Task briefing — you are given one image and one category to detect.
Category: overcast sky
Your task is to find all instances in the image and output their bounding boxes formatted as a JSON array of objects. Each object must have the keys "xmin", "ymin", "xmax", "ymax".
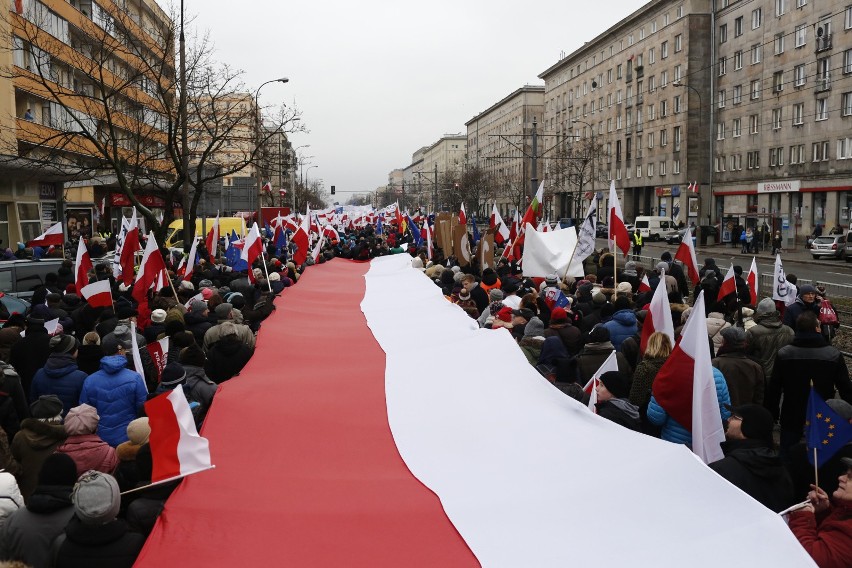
[{"xmin": 190, "ymin": 1, "xmax": 641, "ymax": 200}]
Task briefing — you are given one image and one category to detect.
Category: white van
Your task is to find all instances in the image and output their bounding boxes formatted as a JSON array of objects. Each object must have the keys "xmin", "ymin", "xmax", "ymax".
[{"xmin": 634, "ymin": 216, "xmax": 675, "ymax": 241}]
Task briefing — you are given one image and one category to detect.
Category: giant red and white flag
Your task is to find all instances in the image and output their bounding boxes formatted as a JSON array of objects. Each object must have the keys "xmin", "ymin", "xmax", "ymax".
[
  {"xmin": 80, "ymin": 279, "xmax": 112, "ymax": 308},
  {"xmin": 144, "ymin": 385, "xmax": 213, "ymax": 484},
  {"xmin": 27, "ymin": 221, "xmax": 64, "ymax": 248},
  {"xmin": 241, "ymin": 223, "xmax": 264, "ymax": 282},
  {"xmin": 119, "ymin": 209, "xmax": 141, "ymax": 286},
  {"xmin": 490, "ymin": 204, "xmax": 510, "ymax": 244},
  {"xmin": 717, "ymin": 264, "xmax": 737, "ymax": 302},
  {"xmin": 132, "ymin": 232, "xmax": 167, "ymax": 304},
  {"xmin": 651, "ymin": 291, "xmax": 725, "ymax": 464},
  {"xmin": 675, "ymin": 227, "xmax": 701, "ymax": 285},
  {"xmin": 205, "ymin": 212, "xmax": 220, "ymax": 260},
  {"xmin": 639, "ymin": 269, "xmax": 675, "ymax": 354},
  {"xmin": 746, "ymin": 257, "xmax": 758, "ymax": 306},
  {"xmin": 582, "ymin": 350, "xmax": 619, "ymax": 414},
  {"xmin": 607, "ymin": 181, "xmax": 630, "ymax": 257},
  {"xmin": 75, "ymin": 237, "xmax": 93, "ymax": 294}
]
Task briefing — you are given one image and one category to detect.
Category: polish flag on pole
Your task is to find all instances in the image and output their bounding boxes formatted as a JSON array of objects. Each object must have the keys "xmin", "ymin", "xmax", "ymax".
[
  {"xmin": 129, "ymin": 320, "xmax": 146, "ymax": 380},
  {"xmin": 509, "ymin": 210, "xmax": 520, "ymax": 242},
  {"xmin": 746, "ymin": 257, "xmax": 758, "ymax": 306},
  {"xmin": 639, "ymin": 269, "xmax": 675, "ymax": 354},
  {"xmin": 147, "ymin": 336, "xmax": 170, "ymax": 384},
  {"xmin": 490, "ymin": 204, "xmax": 510, "ymax": 244},
  {"xmin": 27, "ymin": 221, "xmax": 64, "ymax": 248},
  {"xmin": 717, "ymin": 264, "xmax": 737, "ymax": 302},
  {"xmin": 75, "ymin": 237, "xmax": 93, "ymax": 293},
  {"xmin": 291, "ymin": 211, "xmax": 310, "ymax": 267},
  {"xmin": 638, "ymin": 274, "xmax": 652, "ymax": 293},
  {"xmin": 424, "ymin": 221, "xmax": 434, "ymax": 260},
  {"xmin": 520, "ymin": 181, "xmax": 545, "ymax": 229},
  {"xmin": 119, "ymin": 209, "xmax": 141, "ymax": 286},
  {"xmin": 183, "ymin": 237, "xmax": 200, "ymax": 282},
  {"xmin": 80, "ymin": 279, "xmax": 112, "ymax": 308},
  {"xmin": 458, "ymin": 203, "xmax": 467, "ymax": 227},
  {"xmin": 607, "ymin": 181, "xmax": 630, "ymax": 257},
  {"xmin": 310, "ymin": 231, "xmax": 326, "ymax": 264},
  {"xmin": 205, "ymin": 212, "xmax": 220, "ymax": 261},
  {"xmin": 143, "ymin": 386, "xmax": 213, "ymax": 484},
  {"xmin": 674, "ymin": 227, "xmax": 701, "ymax": 285},
  {"xmin": 132, "ymin": 232, "xmax": 167, "ymax": 304},
  {"xmin": 583, "ymin": 350, "xmax": 620, "ymax": 414},
  {"xmin": 651, "ymin": 291, "xmax": 725, "ymax": 464},
  {"xmin": 241, "ymin": 223, "xmax": 264, "ymax": 282}
]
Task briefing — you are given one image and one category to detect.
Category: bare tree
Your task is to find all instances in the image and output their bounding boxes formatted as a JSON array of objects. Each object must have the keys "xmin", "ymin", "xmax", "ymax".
[
  {"xmin": 444, "ymin": 165, "xmax": 497, "ymax": 220},
  {"xmin": 548, "ymin": 136, "xmax": 605, "ymax": 221}
]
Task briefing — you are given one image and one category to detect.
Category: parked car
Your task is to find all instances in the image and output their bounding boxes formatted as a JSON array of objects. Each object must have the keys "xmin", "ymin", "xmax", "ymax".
[
  {"xmin": 0, "ymin": 258, "xmax": 65, "ymax": 300},
  {"xmin": 810, "ymin": 235, "xmax": 846, "ymax": 260},
  {"xmin": 596, "ymin": 223, "xmax": 608, "ymax": 238},
  {"xmin": 0, "ymin": 292, "xmax": 29, "ymax": 320},
  {"xmin": 847, "ymin": 231, "xmax": 852, "ymax": 262},
  {"xmin": 664, "ymin": 228, "xmax": 688, "ymax": 245}
]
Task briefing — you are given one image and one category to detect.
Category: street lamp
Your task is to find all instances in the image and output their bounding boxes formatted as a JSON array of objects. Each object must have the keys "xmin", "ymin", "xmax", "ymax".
[
  {"xmin": 570, "ymin": 118, "xmax": 596, "ymax": 223},
  {"xmin": 673, "ymin": 80, "xmax": 710, "ymax": 230},
  {"xmin": 305, "ymin": 165, "xmax": 318, "ymax": 200},
  {"xmin": 255, "ymin": 77, "xmax": 289, "ymax": 225}
]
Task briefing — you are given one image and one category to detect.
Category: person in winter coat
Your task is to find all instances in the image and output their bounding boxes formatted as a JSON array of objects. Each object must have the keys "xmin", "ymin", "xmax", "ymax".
[
  {"xmin": 712, "ymin": 327, "xmax": 765, "ymax": 407},
  {"xmin": 477, "ymin": 289, "xmax": 505, "ymax": 328},
  {"xmin": 783, "ymin": 284, "xmax": 822, "ymax": 329},
  {"xmin": 75, "ymin": 332, "xmax": 104, "ymax": 376},
  {"xmin": 56, "ymin": 404, "xmax": 118, "ymax": 477},
  {"xmin": 203, "ymin": 304, "xmax": 255, "ymax": 351},
  {"xmin": 101, "ymin": 324, "xmax": 158, "ymax": 392},
  {"xmin": 9, "ymin": 317, "xmax": 52, "ymax": 400},
  {"xmin": 705, "ymin": 311, "xmax": 730, "ymax": 356},
  {"xmin": 183, "ymin": 300, "xmax": 215, "ymax": 346},
  {"xmin": 114, "ymin": 418, "xmax": 150, "ymax": 492},
  {"xmin": 543, "ymin": 307, "xmax": 582, "ymax": 356},
  {"xmin": 0, "ymin": 314, "xmax": 25, "ymax": 364},
  {"xmin": 454, "ymin": 288, "xmax": 480, "ymax": 319},
  {"xmin": 629, "ymin": 331, "xmax": 672, "ymax": 433},
  {"xmin": 461, "ymin": 274, "xmax": 489, "ymax": 315},
  {"xmin": 53, "ymin": 471, "xmax": 146, "ymax": 568},
  {"xmin": 0, "ymin": 453, "xmax": 77, "ymax": 567},
  {"xmin": 746, "ymin": 298, "xmax": 794, "ymax": 381},
  {"xmin": 11, "ymin": 395, "xmax": 67, "ymax": 502},
  {"xmin": 79, "ymin": 342, "xmax": 148, "ymax": 448},
  {"xmin": 595, "ymin": 371, "xmax": 641, "ymax": 431},
  {"xmin": 765, "ymin": 311, "xmax": 852, "ymax": 454},
  {"xmin": 571, "ymin": 327, "xmax": 632, "ymax": 385},
  {"xmin": 29, "ymin": 335, "xmax": 88, "ymax": 417},
  {"xmin": 646, "ymin": 367, "xmax": 732, "ymax": 446},
  {"xmin": 788, "ymin": 456, "xmax": 852, "ymax": 568},
  {"xmin": 0, "ymin": 472, "xmax": 23, "ymax": 533},
  {"xmin": 709, "ymin": 404, "xmax": 794, "ymax": 512},
  {"xmin": 143, "ymin": 309, "xmax": 167, "ymax": 344},
  {"xmin": 204, "ymin": 332, "xmax": 254, "ymax": 384},
  {"xmin": 178, "ymin": 345, "xmax": 218, "ymax": 418},
  {"xmin": 600, "ymin": 297, "xmax": 637, "ymax": 352},
  {"xmin": 0, "ymin": 362, "xmax": 30, "ymax": 444},
  {"xmin": 518, "ymin": 317, "xmax": 546, "ymax": 366}
]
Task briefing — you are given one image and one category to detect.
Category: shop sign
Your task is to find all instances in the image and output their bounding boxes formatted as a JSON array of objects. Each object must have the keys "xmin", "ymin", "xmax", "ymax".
[
  {"xmin": 757, "ymin": 180, "xmax": 800, "ymax": 194},
  {"xmin": 655, "ymin": 186, "xmax": 672, "ymax": 197},
  {"xmin": 39, "ymin": 183, "xmax": 57, "ymax": 200},
  {"xmin": 110, "ymin": 193, "xmax": 166, "ymax": 207}
]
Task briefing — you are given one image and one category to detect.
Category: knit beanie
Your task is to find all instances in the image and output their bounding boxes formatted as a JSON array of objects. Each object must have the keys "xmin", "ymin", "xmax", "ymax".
[
  {"xmin": 524, "ymin": 317, "xmax": 545, "ymax": 338},
  {"xmin": 49, "ymin": 334, "xmax": 79, "ymax": 355},
  {"xmin": 616, "ymin": 282, "xmax": 632, "ymax": 294},
  {"xmin": 151, "ymin": 309, "xmax": 167, "ymax": 324},
  {"xmin": 160, "ymin": 362, "xmax": 186, "ymax": 386},
  {"xmin": 599, "ymin": 371, "xmax": 630, "ymax": 399},
  {"xmin": 38, "ymin": 453, "xmax": 77, "ymax": 487},
  {"xmin": 127, "ymin": 417, "xmax": 151, "ymax": 446},
  {"xmin": 73, "ymin": 471, "xmax": 121, "ymax": 525},
  {"xmin": 550, "ymin": 307, "xmax": 568, "ymax": 323},
  {"xmin": 488, "ymin": 289, "xmax": 504, "ymax": 302},
  {"xmin": 30, "ymin": 395, "xmax": 63, "ymax": 422},
  {"xmin": 588, "ymin": 326, "xmax": 610, "ymax": 343},
  {"xmin": 64, "ymin": 404, "xmax": 99, "ymax": 436},
  {"xmin": 756, "ymin": 297, "xmax": 776, "ymax": 315}
]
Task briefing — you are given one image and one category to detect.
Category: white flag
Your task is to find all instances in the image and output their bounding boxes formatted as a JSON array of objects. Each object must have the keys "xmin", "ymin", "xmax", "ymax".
[
  {"xmin": 583, "ymin": 350, "xmax": 619, "ymax": 414},
  {"xmin": 771, "ymin": 254, "xmax": 796, "ymax": 306}
]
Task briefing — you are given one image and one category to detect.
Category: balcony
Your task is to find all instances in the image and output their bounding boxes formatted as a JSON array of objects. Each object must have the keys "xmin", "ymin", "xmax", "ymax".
[
  {"xmin": 816, "ymin": 33, "xmax": 832, "ymax": 52},
  {"xmin": 815, "ymin": 73, "xmax": 831, "ymax": 93},
  {"xmin": 635, "ymin": 66, "xmax": 644, "ymax": 80}
]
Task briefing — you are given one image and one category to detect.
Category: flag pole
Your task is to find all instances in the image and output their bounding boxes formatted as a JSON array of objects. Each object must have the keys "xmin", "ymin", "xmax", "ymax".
[
  {"xmin": 813, "ymin": 447, "xmax": 819, "ymax": 490},
  {"xmin": 561, "ymin": 234, "xmax": 581, "ymax": 283},
  {"xmin": 167, "ymin": 269, "xmax": 180, "ymax": 304},
  {"xmin": 260, "ymin": 252, "xmax": 273, "ymax": 293},
  {"xmin": 119, "ymin": 465, "xmax": 216, "ymax": 496}
]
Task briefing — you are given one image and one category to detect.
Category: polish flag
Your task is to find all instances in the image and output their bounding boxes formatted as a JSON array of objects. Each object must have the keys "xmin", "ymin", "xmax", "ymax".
[
  {"xmin": 205, "ymin": 213, "xmax": 220, "ymax": 261},
  {"xmin": 746, "ymin": 257, "xmax": 758, "ymax": 306},
  {"xmin": 607, "ymin": 181, "xmax": 630, "ymax": 257},
  {"xmin": 424, "ymin": 221, "xmax": 434, "ymax": 259},
  {"xmin": 183, "ymin": 237, "xmax": 200, "ymax": 282},
  {"xmin": 651, "ymin": 291, "xmax": 725, "ymax": 464},
  {"xmin": 183, "ymin": 292, "xmax": 203, "ymax": 310},
  {"xmin": 310, "ymin": 231, "xmax": 326, "ymax": 264},
  {"xmin": 144, "ymin": 385, "xmax": 213, "ymax": 484},
  {"xmin": 28, "ymin": 221, "xmax": 64, "ymax": 248},
  {"xmin": 75, "ymin": 237, "xmax": 93, "ymax": 293},
  {"xmin": 490, "ymin": 204, "xmax": 510, "ymax": 244},
  {"xmin": 147, "ymin": 336, "xmax": 170, "ymax": 384},
  {"xmin": 692, "ymin": 181, "xmax": 700, "ymax": 193},
  {"xmin": 582, "ymin": 350, "xmax": 619, "ymax": 414},
  {"xmin": 132, "ymin": 232, "xmax": 168, "ymax": 304},
  {"xmin": 674, "ymin": 227, "xmax": 701, "ymax": 285},
  {"xmin": 716, "ymin": 264, "xmax": 737, "ymax": 302},
  {"xmin": 638, "ymin": 274, "xmax": 652, "ymax": 293},
  {"xmin": 509, "ymin": 210, "xmax": 519, "ymax": 242},
  {"xmin": 119, "ymin": 209, "xmax": 141, "ymax": 286},
  {"xmin": 137, "ymin": 256, "xmax": 815, "ymax": 567},
  {"xmin": 80, "ymin": 279, "xmax": 112, "ymax": 308},
  {"xmin": 458, "ymin": 203, "xmax": 467, "ymax": 227},
  {"xmin": 639, "ymin": 269, "xmax": 675, "ymax": 354},
  {"xmin": 241, "ymin": 223, "xmax": 264, "ymax": 282},
  {"xmin": 291, "ymin": 214, "xmax": 310, "ymax": 267}
]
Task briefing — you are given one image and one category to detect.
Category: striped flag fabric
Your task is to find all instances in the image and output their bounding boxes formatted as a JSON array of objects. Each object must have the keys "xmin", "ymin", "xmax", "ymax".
[
  {"xmin": 28, "ymin": 221, "xmax": 64, "ymax": 248},
  {"xmin": 75, "ymin": 237, "xmax": 93, "ymax": 293},
  {"xmin": 675, "ymin": 227, "xmax": 701, "ymax": 285},
  {"xmin": 639, "ymin": 269, "xmax": 675, "ymax": 354},
  {"xmin": 717, "ymin": 264, "xmax": 737, "ymax": 302},
  {"xmin": 80, "ymin": 279, "xmax": 112, "ymax": 308},
  {"xmin": 747, "ymin": 257, "xmax": 758, "ymax": 306},
  {"xmin": 607, "ymin": 181, "xmax": 630, "ymax": 257}
]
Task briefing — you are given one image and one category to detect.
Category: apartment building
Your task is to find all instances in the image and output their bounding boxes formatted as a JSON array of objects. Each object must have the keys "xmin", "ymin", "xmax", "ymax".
[
  {"xmin": 2, "ymin": 0, "xmax": 174, "ymax": 244},
  {"xmin": 397, "ymin": 136, "xmax": 467, "ymax": 211},
  {"xmin": 714, "ymin": 0, "xmax": 852, "ymax": 240},
  {"xmin": 465, "ymin": 85, "xmax": 545, "ymax": 218},
  {"xmin": 539, "ymin": 0, "xmax": 712, "ymax": 226}
]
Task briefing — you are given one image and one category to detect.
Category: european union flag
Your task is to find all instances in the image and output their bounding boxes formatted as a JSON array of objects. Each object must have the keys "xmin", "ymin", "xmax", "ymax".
[
  {"xmin": 470, "ymin": 213, "xmax": 480, "ymax": 246},
  {"xmin": 225, "ymin": 230, "xmax": 248, "ymax": 271},
  {"xmin": 806, "ymin": 388, "xmax": 852, "ymax": 468},
  {"xmin": 274, "ymin": 227, "xmax": 288, "ymax": 258},
  {"xmin": 406, "ymin": 214, "xmax": 422, "ymax": 246}
]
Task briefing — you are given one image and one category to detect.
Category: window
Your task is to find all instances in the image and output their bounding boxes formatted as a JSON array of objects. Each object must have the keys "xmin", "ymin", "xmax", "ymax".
[
  {"xmin": 720, "ymin": 24, "xmax": 728, "ymax": 43},
  {"xmin": 775, "ymin": 0, "xmax": 786, "ymax": 17},
  {"xmin": 816, "ymin": 98, "xmax": 828, "ymax": 121},
  {"xmin": 774, "ymin": 33, "xmax": 785, "ymax": 55},
  {"xmin": 16, "ymin": 203, "xmax": 41, "ymax": 243},
  {"xmin": 847, "ymin": 5, "xmax": 852, "ymax": 30},
  {"xmin": 747, "ymin": 151, "xmax": 760, "ymax": 169},
  {"xmin": 794, "ymin": 64, "xmax": 806, "ymax": 86},
  {"xmin": 673, "ymin": 160, "xmax": 681, "ymax": 174},
  {"xmin": 773, "ymin": 108, "xmax": 783, "ymax": 129},
  {"xmin": 674, "ymin": 126, "xmax": 682, "ymax": 151},
  {"xmin": 735, "ymin": 16, "xmax": 744, "ymax": 36},
  {"xmin": 674, "ymin": 34, "xmax": 682, "ymax": 52},
  {"xmin": 731, "ymin": 154, "xmax": 743, "ymax": 170},
  {"xmin": 673, "ymin": 95, "xmax": 682, "ymax": 114},
  {"xmin": 751, "ymin": 44, "xmax": 762, "ymax": 65},
  {"xmin": 617, "ymin": 64, "xmax": 622, "ymax": 79},
  {"xmin": 733, "ymin": 118, "xmax": 742, "ymax": 137},
  {"xmin": 718, "ymin": 56, "xmax": 727, "ymax": 76},
  {"xmin": 773, "ymin": 71, "xmax": 784, "ymax": 92},
  {"xmin": 796, "ymin": 0, "xmax": 807, "ymax": 6},
  {"xmin": 718, "ymin": 89, "xmax": 726, "ymax": 108},
  {"xmin": 793, "ymin": 103, "xmax": 804, "ymax": 125},
  {"xmin": 617, "ymin": 115, "xmax": 622, "ymax": 129},
  {"xmin": 751, "ymin": 80, "xmax": 760, "ymax": 100},
  {"xmin": 648, "ymin": 104, "xmax": 655, "ymax": 120},
  {"xmin": 660, "ymin": 161, "xmax": 667, "ymax": 175},
  {"xmin": 674, "ymin": 64, "xmax": 682, "ymax": 82},
  {"xmin": 770, "ymin": 147, "xmax": 784, "ymax": 167},
  {"xmin": 750, "ymin": 114, "xmax": 760, "ymax": 134},
  {"xmin": 795, "ymin": 24, "xmax": 806, "ymax": 48},
  {"xmin": 660, "ymin": 129, "xmax": 668, "ymax": 147},
  {"xmin": 677, "ymin": 4, "xmax": 684, "ymax": 18},
  {"xmin": 845, "ymin": 49, "xmax": 852, "ymax": 74},
  {"xmin": 661, "ymin": 70, "xmax": 668, "ymax": 87},
  {"xmin": 648, "ymin": 75, "xmax": 656, "ymax": 92},
  {"xmin": 790, "ymin": 144, "xmax": 805, "ymax": 164},
  {"xmin": 752, "ymin": 9, "xmax": 761, "ymax": 29},
  {"xmin": 843, "ymin": 92, "xmax": 852, "ymax": 116},
  {"xmin": 734, "ymin": 50, "xmax": 743, "ymax": 70},
  {"xmin": 647, "ymin": 163, "xmax": 654, "ymax": 177},
  {"xmin": 813, "ymin": 141, "xmax": 829, "ymax": 161},
  {"xmin": 649, "ymin": 47, "xmax": 655, "ymax": 64},
  {"xmin": 717, "ymin": 122, "xmax": 726, "ymax": 140},
  {"xmin": 837, "ymin": 138, "xmax": 852, "ymax": 160},
  {"xmin": 608, "ymin": 69, "xmax": 614, "ymax": 83},
  {"xmin": 660, "ymin": 99, "xmax": 668, "ymax": 117},
  {"xmin": 661, "ymin": 41, "xmax": 668, "ymax": 59},
  {"xmin": 636, "ymin": 165, "xmax": 642, "ymax": 178},
  {"xmin": 733, "ymin": 85, "xmax": 742, "ymax": 104}
]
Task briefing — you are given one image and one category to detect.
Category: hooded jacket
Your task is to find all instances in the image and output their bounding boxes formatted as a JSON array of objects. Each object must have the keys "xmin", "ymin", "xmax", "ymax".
[
  {"xmin": 204, "ymin": 336, "xmax": 254, "ymax": 384},
  {"xmin": 709, "ymin": 439, "xmax": 794, "ymax": 512},
  {"xmin": 746, "ymin": 311, "xmax": 794, "ymax": 380},
  {"xmin": 79, "ymin": 356, "xmax": 148, "ymax": 447},
  {"xmin": 705, "ymin": 312, "xmax": 730, "ymax": 354},
  {"xmin": 29, "ymin": 354, "xmax": 88, "ymax": 416},
  {"xmin": 10, "ymin": 419, "xmax": 67, "ymax": 502},
  {"xmin": 600, "ymin": 309, "xmax": 638, "ymax": 351},
  {"xmin": 572, "ymin": 341, "xmax": 633, "ymax": 385},
  {"xmin": 712, "ymin": 349, "xmax": 766, "ymax": 407},
  {"xmin": 9, "ymin": 323, "xmax": 51, "ymax": 396},
  {"xmin": 0, "ymin": 484, "xmax": 74, "ymax": 567}
]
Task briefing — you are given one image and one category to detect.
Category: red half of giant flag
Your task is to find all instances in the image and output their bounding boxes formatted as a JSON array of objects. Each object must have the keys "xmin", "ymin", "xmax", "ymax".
[
  {"xmin": 638, "ymin": 274, "xmax": 651, "ymax": 293},
  {"xmin": 119, "ymin": 210, "xmax": 140, "ymax": 286},
  {"xmin": 717, "ymin": 264, "xmax": 737, "ymax": 302},
  {"xmin": 607, "ymin": 181, "xmax": 630, "ymax": 257},
  {"xmin": 490, "ymin": 203, "xmax": 510, "ymax": 244},
  {"xmin": 674, "ymin": 227, "xmax": 701, "ymax": 285},
  {"xmin": 80, "ymin": 279, "xmax": 112, "ymax": 308},
  {"xmin": 27, "ymin": 221, "xmax": 63, "ymax": 248},
  {"xmin": 205, "ymin": 213, "xmax": 220, "ymax": 260},
  {"xmin": 458, "ymin": 203, "xmax": 467, "ymax": 227},
  {"xmin": 183, "ymin": 237, "xmax": 200, "ymax": 282},
  {"xmin": 651, "ymin": 291, "xmax": 725, "ymax": 464},
  {"xmin": 144, "ymin": 386, "xmax": 213, "ymax": 484},
  {"xmin": 520, "ymin": 181, "xmax": 544, "ymax": 229},
  {"xmin": 75, "ymin": 237, "xmax": 93, "ymax": 294},
  {"xmin": 147, "ymin": 337, "xmax": 170, "ymax": 384},
  {"xmin": 639, "ymin": 269, "xmax": 675, "ymax": 355},
  {"xmin": 747, "ymin": 257, "xmax": 758, "ymax": 306},
  {"xmin": 132, "ymin": 232, "xmax": 167, "ymax": 304},
  {"xmin": 241, "ymin": 223, "xmax": 264, "ymax": 282}
]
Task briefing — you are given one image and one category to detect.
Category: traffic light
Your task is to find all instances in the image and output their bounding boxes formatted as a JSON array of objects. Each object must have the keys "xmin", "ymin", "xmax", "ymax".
[{"xmin": 331, "ymin": 185, "xmax": 336, "ymax": 195}]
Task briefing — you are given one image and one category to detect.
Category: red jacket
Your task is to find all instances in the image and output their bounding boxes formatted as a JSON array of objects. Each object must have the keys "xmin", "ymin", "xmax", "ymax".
[{"xmin": 789, "ymin": 500, "xmax": 852, "ymax": 568}]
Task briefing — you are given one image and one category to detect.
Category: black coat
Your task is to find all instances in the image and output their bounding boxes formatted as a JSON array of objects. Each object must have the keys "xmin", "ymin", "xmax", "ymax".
[
  {"xmin": 9, "ymin": 325, "xmax": 51, "ymax": 399},
  {"xmin": 204, "ymin": 337, "xmax": 254, "ymax": 384},
  {"xmin": 595, "ymin": 399, "xmax": 641, "ymax": 431},
  {"xmin": 709, "ymin": 439, "xmax": 795, "ymax": 513},
  {"xmin": 468, "ymin": 284, "xmax": 489, "ymax": 315},
  {"xmin": 55, "ymin": 515, "xmax": 146, "ymax": 568}
]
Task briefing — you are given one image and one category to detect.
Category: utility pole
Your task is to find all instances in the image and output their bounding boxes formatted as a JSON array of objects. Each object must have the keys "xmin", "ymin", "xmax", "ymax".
[
  {"xmin": 530, "ymin": 118, "xmax": 538, "ymax": 199},
  {"xmin": 179, "ymin": 0, "xmax": 189, "ymax": 247}
]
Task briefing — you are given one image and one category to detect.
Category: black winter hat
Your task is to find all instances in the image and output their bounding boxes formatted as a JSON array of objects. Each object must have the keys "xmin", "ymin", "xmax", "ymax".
[
  {"xmin": 30, "ymin": 394, "xmax": 63, "ymax": 420},
  {"xmin": 588, "ymin": 326, "xmax": 610, "ymax": 343},
  {"xmin": 599, "ymin": 371, "xmax": 630, "ymax": 399},
  {"xmin": 179, "ymin": 344, "xmax": 206, "ymax": 367},
  {"xmin": 724, "ymin": 404, "xmax": 774, "ymax": 445},
  {"xmin": 160, "ymin": 362, "xmax": 186, "ymax": 386},
  {"xmin": 37, "ymin": 452, "xmax": 78, "ymax": 487}
]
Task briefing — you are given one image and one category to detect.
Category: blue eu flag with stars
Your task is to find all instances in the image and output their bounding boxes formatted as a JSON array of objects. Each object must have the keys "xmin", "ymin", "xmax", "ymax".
[{"xmin": 806, "ymin": 387, "xmax": 852, "ymax": 468}]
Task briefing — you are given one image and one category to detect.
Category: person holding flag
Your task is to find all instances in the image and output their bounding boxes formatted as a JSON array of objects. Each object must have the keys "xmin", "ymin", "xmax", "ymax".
[{"xmin": 593, "ymin": 371, "xmax": 641, "ymax": 431}]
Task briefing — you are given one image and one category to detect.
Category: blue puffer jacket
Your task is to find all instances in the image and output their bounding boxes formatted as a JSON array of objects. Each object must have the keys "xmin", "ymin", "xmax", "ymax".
[
  {"xmin": 601, "ymin": 309, "xmax": 638, "ymax": 351},
  {"xmin": 646, "ymin": 367, "xmax": 732, "ymax": 446},
  {"xmin": 79, "ymin": 355, "xmax": 148, "ymax": 447},
  {"xmin": 29, "ymin": 353, "xmax": 88, "ymax": 416}
]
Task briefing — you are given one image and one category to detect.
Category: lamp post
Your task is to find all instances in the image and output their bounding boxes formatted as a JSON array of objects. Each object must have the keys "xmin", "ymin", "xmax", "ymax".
[
  {"xmin": 673, "ymin": 80, "xmax": 710, "ymax": 230},
  {"xmin": 570, "ymin": 118, "xmax": 595, "ymax": 224},
  {"xmin": 255, "ymin": 77, "xmax": 289, "ymax": 225}
]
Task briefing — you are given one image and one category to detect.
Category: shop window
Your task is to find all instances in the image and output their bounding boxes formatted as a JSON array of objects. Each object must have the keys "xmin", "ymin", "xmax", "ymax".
[{"xmin": 16, "ymin": 203, "xmax": 41, "ymax": 243}]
